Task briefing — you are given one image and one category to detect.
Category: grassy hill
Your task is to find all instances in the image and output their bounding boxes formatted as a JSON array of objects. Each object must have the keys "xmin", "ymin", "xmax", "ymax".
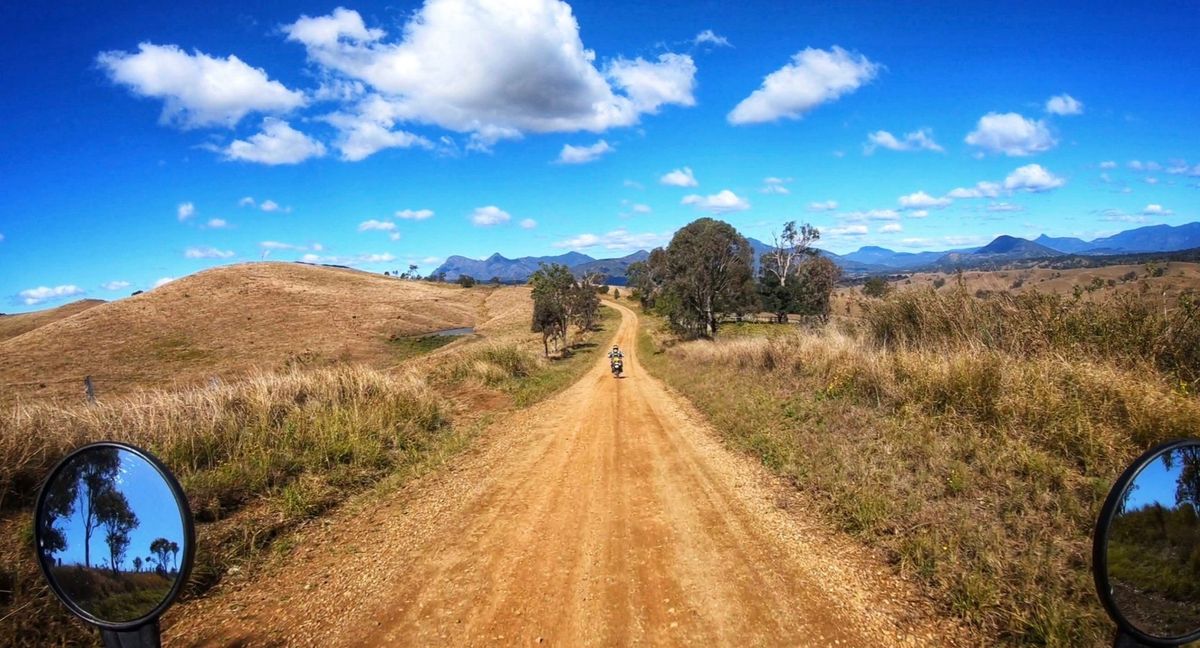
[
  {"xmin": 0, "ymin": 263, "xmax": 484, "ymax": 405},
  {"xmin": 0, "ymin": 299, "xmax": 105, "ymax": 343}
]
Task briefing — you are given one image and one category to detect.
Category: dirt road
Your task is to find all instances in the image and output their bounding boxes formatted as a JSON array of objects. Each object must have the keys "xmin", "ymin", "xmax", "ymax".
[{"xmin": 172, "ymin": 302, "xmax": 959, "ymax": 646}]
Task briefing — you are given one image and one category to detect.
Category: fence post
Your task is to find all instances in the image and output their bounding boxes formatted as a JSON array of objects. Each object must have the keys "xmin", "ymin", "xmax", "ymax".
[{"xmin": 84, "ymin": 376, "xmax": 96, "ymax": 404}]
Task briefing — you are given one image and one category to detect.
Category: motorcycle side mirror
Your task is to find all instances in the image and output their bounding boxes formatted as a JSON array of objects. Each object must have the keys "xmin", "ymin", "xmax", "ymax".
[
  {"xmin": 1094, "ymin": 439, "xmax": 1200, "ymax": 647},
  {"xmin": 34, "ymin": 442, "xmax": 194, "ymax": 648}
]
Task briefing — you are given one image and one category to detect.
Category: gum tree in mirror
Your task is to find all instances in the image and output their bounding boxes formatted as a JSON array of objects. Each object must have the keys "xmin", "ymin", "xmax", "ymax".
[
  {"xmin": 35, "ymin": 442, "xmax": 193, "ymax": 645},
  {"xmin": 1096, "ymin": 439, "xmax": 1200, "ymax": 646}
]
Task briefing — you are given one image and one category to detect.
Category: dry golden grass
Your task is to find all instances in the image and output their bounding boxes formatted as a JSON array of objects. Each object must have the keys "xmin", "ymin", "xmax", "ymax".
[
  {"xmin": 638, "ymin": 288, "xmax": 1200, "ymax": 646},
  {"xmin": 834, "ymin": 261, "xmax": 1200, "ymax": 318},
  {"xmin": 0, "ymin": 299, "xmax": 104, "ymax": 343},
  {"xmin": 0, "ymin": 263, "xmax": 488, "ymax": 405}
]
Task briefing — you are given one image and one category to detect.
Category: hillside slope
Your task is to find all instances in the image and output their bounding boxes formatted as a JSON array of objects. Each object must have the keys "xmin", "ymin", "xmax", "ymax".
[
  {"xmin": 0, "ymin": 299, "xmax": 105, "ymax": 343},
  {"xmin": 0, "ymin": 263, "xmax": 484, "ymax": 404}
]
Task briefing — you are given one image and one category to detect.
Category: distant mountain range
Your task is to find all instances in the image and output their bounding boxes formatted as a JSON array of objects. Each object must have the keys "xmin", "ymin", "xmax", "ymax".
[{"xmin": 431, "ymin": 221, "xmax": 1200, "ymax": 283}]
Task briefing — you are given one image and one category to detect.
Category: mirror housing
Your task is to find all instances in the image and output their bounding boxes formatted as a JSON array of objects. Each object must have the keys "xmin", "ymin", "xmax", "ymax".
[
  {"xmin": 1094, "ymin": 438, "xmax": 1200, "ymax": 647},
  {"xmin": 34, "ymin": 442, "xmax": 194, "ymax": 642}
]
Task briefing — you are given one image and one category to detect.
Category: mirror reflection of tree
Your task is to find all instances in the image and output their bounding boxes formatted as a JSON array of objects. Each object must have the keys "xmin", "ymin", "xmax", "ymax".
[
  {"xmin": 38, "ymin": 448, "xmax": 187, "ymax": 622},
  {"xmin": 1108, "ymin": 447, "xmax": 1200, "ymax": 638},
  {"xmin": 1162, "ymin": 446, "xmax": 1200, "ymax": 510}
]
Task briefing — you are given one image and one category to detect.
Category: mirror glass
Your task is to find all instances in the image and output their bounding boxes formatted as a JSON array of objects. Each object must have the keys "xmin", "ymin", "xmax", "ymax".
[
  {"xmin": 36, "ymin": 446, "xmax": 187, "ymax": 624},
  {"xmin": 1106, "ymin": 443, "xmax": 1200, "ymax": 640}
]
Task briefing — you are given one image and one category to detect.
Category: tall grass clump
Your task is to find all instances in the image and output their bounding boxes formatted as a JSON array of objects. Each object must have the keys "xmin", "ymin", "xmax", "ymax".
[
  {"xmin": 638, "ymin": 288, "xmax": 1200, "ymax": 646},
  {"xmin": 865, "ymin": 286, "xmax": 1200, "ymax": 389},
  {"xmin": 0, "ymin": 365, "xmax": 451, "ymax": 645}
]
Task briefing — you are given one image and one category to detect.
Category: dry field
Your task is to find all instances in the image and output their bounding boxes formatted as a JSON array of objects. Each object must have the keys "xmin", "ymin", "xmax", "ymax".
[{"xmin": 833, "ymin": 261, "xmax": 1200, "ymax": 318}]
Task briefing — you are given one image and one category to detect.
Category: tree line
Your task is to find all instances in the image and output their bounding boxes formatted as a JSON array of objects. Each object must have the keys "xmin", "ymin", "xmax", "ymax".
[{"xmin": 626, "ymin": 218, "xmax": 839, "ymax": 338}]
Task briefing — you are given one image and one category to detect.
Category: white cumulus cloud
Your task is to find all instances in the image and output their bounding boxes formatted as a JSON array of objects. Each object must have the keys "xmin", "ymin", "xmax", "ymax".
[
  {"xmin": 808, "ymin": 200, "xmax": 838, "ymax": 211},
  {"xmin": 520, "ymin": 218, "xmax": 538, "ymax": 229},
  {"xmin": 681, "ymin": 190, "xmax": 750, "ymax": 213},
  {"xmin": 660, "ymin": 167, "xmax": 698, "ymax": 187},
  {"xmin": 879, "ymin": 223, "xmax": 903, "ymax": 233},
  {"xmin": 1004, "ymin": 164, "xmax": 1066, "ymax": 192},
  {"xmin": 864, "ymin": 128, "xmax": 942, "ymax": 154},
  {"xmin": 153, "ymin": 277, "xmax": 175, "ymax": 288},
  {"xmin": 728, "ymin": 46, "xmax": 880, "ymax": 125},
  {"xmin": 205, "ymin": 218, "xmax": 229, "ymax": 229},
  {"xmin": 238, "ymin": 196, "xmax": 256, "ymax": 207},
  {"xmin": 97, "ymin": 43, "xmax": 304, "ymax": 128},
  {"xmin": 557, "ymin": 140, "xmax": 613, "ymax": 164},
  {"xmin": 471, "ymin": 205, "xmax": 511, "ymax": 226},
  {"xmin": 101, "ymin": 281, "xmax": 131, "ymax": 291},
  {"xmin": 965, "ymin": 112, "xmax": 1056, "ymax": 156},
  {"xmin": 223, "ymin": 118, "xmax": 326, "ymax": 165},
  {"xmin": 284, "ymin": 3, "xmax": 696, "ymax": 148},
  {"xmin": 1099, "ymin": 161, "xmax": 1117, "ymax": 170},
  {"xmin": 19, "ymin": 285, "xmax": 85, "ymax": 306},
  {"xmin": 1142, "ymin": 204, "xmax": 1173, "ymax": 215},
  {"xmin": 1045, "ymin": 93, "xmax": 1083, "ymax": 116}
]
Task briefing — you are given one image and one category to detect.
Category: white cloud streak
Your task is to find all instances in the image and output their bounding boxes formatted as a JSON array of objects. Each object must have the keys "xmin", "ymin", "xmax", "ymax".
[
  {"xmin": 557, "ymin": 140, "xmax": 613, "ymax": 164},
  {"xmin": 728, "ymin": 46, "xmax": 880, "ymax": 124},
  {"xmin": 864, "ymin": 128, "xmax": 942, "ymax": 154}
]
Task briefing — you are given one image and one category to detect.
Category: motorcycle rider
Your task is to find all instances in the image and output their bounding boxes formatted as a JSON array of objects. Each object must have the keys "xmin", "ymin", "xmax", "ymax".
[{"xmin": 608, "ymin": 345, "xmax": 624, "ymax": 375}]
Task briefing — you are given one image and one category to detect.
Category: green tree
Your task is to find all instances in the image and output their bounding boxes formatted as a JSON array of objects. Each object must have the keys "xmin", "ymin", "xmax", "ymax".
[
  {"xmin": 793, "ymin": 255, "xmax": 842, "ymax": 320},
  {"xmin": 458, "ymin": 275, "xmax": 477, "ymax": 288},
  {"xmin": 133, "ymin": 556, "xmax": 143, "ymax": 573},
  {"xmin": 756, "ymin": 221, "xmax": 829, "ymax": 323},
  {"xmin": 570, "ymin": 282, "xmax": 600, "ymax": 333},
  {"xmin": 529, "ymin": 263, "xmax": 576, "ymax": 356},
  {"xmin": 660, "ymin": 218, "xmax": 756, "ymax": 337}
]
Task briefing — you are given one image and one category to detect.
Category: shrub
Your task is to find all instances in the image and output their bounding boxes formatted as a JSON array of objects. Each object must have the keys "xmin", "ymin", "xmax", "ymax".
[{"xmin": 862, "ymin": 277, "xmax": 890, "ymax": 298}]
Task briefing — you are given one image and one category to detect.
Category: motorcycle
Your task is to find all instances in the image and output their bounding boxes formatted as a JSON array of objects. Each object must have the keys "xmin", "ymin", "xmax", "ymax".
[
  {"xmin": 611, "ymin": 356, "xmax": 623, "ymax": 378},
  {"xmin": 31, "ymin": 438, "xmax": 1200, "ymax": 647}
]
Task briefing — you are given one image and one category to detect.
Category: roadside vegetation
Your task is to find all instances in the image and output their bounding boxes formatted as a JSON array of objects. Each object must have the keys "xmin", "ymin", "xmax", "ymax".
[
  {"xmin": 0, "ymin": 285, "xmax": 616, "ymax": 646},
  {"xmin": 633, "ymin": 217, "xmax": 1200, "ymax": 645}
]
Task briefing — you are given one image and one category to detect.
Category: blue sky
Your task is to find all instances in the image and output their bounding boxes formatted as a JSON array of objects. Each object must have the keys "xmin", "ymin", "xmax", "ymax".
[{"xmin": 1, "ymin": 0, "xmax": 1197, "ymax": 312}]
